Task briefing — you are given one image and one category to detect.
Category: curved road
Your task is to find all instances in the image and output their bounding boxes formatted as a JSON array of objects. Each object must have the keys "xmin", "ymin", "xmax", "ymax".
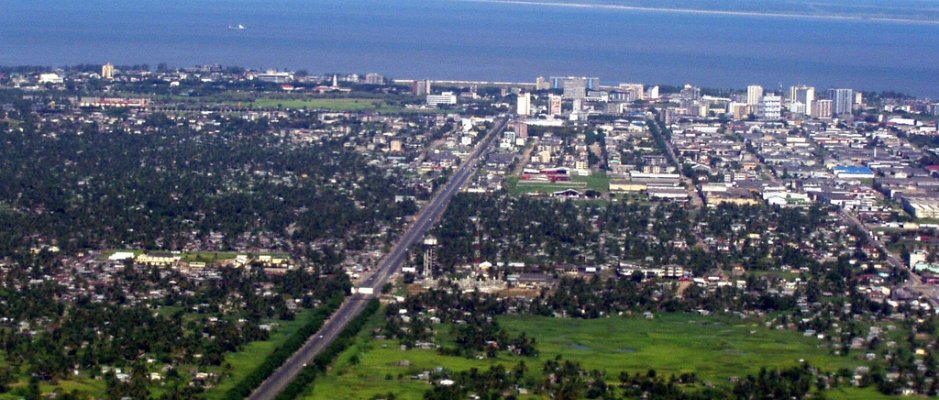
[{"xmin": 248, "ymin": 117, "xmax": 507, "ymax": 400}]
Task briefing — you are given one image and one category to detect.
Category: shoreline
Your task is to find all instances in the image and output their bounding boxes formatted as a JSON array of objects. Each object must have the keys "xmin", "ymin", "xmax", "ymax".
[{"xmin": 458, "ymin": 0, "xmax": 939, "ymax": 26}]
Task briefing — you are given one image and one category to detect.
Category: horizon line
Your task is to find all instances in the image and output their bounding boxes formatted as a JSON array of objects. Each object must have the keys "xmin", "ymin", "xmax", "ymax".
[{"xmin": 457, "ymin": 0, "xmax": 939, "ymax": 26}]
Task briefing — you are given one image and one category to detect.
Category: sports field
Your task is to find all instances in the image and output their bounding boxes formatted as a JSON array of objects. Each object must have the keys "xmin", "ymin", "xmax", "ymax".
[{"xmin": 508, "ymin": 172, "xmax": 610, "ymax": 195}]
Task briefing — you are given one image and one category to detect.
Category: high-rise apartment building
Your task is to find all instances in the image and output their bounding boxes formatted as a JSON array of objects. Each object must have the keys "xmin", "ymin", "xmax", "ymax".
[
  {"xmin": 516, "ymin": 92, "xmax": 531, "ymax": 116},
  {"xmin": 747, "ymin": 84, "xmax": 764, "ymax": 107},
  {"xmin": 551, "ymin": 76, "xmax": 598, "ymax": 99},
  {"xmin": 813, "ymin": 99, "xmax": 833, "ymax": 119},
  {"xmin": 680, "ymin": 84, "xmax": 700, "ymax": 100},
  {"xmin": 827, "ymin": 88, "xmax": 854, "ymax": 116},
  {"xmin": 759, "ymin": 94, "xmax": 782, "ymax": 120},
  {"xmin": 789, "ymin": 85, "xmax": 815, "ymax": 115},
  {"xmin": 412, "ymin": 79, "xmax": 432, "ymax": 96},
  {"xmin": 548, "ymin": 94, "xmax": 562, "ymax": 116}
]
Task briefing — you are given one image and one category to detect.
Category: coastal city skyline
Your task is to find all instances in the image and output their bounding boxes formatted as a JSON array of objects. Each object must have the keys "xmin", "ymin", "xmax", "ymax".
[{"xmin": 4, "ymin": 0, "xmax": 939, "ymax": 96}]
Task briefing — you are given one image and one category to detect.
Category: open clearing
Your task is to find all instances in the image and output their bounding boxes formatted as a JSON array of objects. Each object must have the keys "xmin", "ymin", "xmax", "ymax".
[{"xmin": 303, "ymin": 312, "xmax": 877, "ymax": 399}]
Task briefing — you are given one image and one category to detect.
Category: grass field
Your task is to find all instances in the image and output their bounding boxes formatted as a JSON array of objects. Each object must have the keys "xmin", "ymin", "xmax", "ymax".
[
  {"xmin": 225, "ymin": 97, "xmax": 448, "ymax": 114},
  {"xmin": 508, "ymin": 172, "xmax": 610, "ymax": 195},
  {"xmin": 500, "ymin": 314, "xmax": 859, "ymax": 382},
  {"xmin": 0, "ymin": 367, "xmax": 110, "ymax": 399},
  {"xmin": 303, "ymin": 312, "xmax": 874, "ymax": 400},
  {"xmin": 825, "ymin": 387, "xmax": 900, "ymax": 399},
  {"xmin": 247, "ymin": 98, "xmax": 383, "ymax": 111}
]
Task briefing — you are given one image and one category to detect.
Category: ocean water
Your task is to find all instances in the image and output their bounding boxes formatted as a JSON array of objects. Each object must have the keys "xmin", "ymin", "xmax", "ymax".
[{"xmin": 2, "ymin": 0, "xmax": 939, "ymax": 96}]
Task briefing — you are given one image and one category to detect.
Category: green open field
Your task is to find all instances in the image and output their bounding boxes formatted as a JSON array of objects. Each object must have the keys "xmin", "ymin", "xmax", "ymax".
[
  {"xmin": 247, "ymin": 98, "xmax": 383, "ymax": 111},
  {"xmin": 500, "ymin": 314, "xmax": 859, "ymax": 381},
  {"xmin": 222, "ymin": 97, "xmax": 450, "ymax": 114},
  {"xmin": 825, "ymin": 387, "xmax": 900, "ymax": 400},
  {"xmin": 0, "ymin": 378, "xmax": 109, "ymax": 400},
  {"xmin": 508, "ymin": 172, "xmax": 610, "ymax": 195},
  {"xmin": 302, "ymin": 312, "xmax": 878, "ymax": 400}
]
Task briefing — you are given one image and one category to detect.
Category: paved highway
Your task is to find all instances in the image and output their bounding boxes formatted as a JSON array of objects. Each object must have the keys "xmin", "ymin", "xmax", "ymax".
[{"xmin": 248, "ymin": 117, "xmax": 507, "ymax": 400}]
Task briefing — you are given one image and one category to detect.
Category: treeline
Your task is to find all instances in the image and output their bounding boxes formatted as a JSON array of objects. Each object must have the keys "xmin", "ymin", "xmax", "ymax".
[{"xmin": 423, "ymin": 357, "xmax": 821, "ymax": 400}]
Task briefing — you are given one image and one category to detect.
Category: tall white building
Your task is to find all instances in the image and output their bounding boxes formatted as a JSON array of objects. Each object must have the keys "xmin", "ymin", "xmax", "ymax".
[
  {"xmin": 789, "ymin": 85, "xmax": 815, "ymax": 116},
  {"xmin": 827, "ymin": 88, "xmax": 854, "ymax": 116},
  {"xmin": 516, "ymin": 92, "xmax": 531, "ymax": 116},
  {"xmin": 747, "ymin": 85, "xmax": 764, "ymax": 107},
  {"xmin": 759, "ymin": 94, "xmax": 782, "ymax": 120}
]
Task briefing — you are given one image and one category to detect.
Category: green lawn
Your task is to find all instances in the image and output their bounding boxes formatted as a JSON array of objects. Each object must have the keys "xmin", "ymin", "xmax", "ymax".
[
  {"xmin": 825, "ymin": 387, "xmax": 901, "ymax": 399},
  {"xmin": 508, "ymin": 172, "xmax": 609, "ymax": 195},
  {"xmin": 0, "ymin": 372, "xmax": 107, "ymax": 399},
  {"xmin": 247, "ymin": 98, "xmax": 383, "ymax": 111},
  {"xmin": 180, "ymin": 251, "xmax": 290, "ymax": 263},
  {"xmin": 303, "ymin": 312, "xmax": 869, "ymax": 400},
  {"xmin": 228, "ymin": 97, "xmax": 447, "ymax": 114},
  {"xmin": 500, "ymin": 314, "xmax": 859, "ymax": 383},
  {"xmin": 180, "ymin": 251, "xmax": 239, "ymax": 263},
  {"xmin": 202, "ymin": 309, "xmax": 317, "ymax": 399}
]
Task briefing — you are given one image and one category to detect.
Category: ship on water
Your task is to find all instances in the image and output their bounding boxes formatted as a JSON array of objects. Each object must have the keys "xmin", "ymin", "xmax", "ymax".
[{"xmin": 227, "ymin": 24, "xmax": 246, "ymax": 31}]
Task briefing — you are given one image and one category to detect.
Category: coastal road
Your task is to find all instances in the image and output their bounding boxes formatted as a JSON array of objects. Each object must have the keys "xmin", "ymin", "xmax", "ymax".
[{"xmin": 248, "ymin": 117, "xmax": 507, "ymax": 400}]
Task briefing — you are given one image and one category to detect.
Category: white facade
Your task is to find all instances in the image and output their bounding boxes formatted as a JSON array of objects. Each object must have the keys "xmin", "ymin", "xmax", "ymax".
[
  {"xmin": 38, "ymin": 73, "xmax": 63, "ymax": 84},
  {"xmin": 747, "ymin": 85, "xmax": 764, "ymax": 106},
  {"xmin": 426, "ymin": 92, "xmax": 457, "ymax": 106},
  {"xmin": 759, "ymin": 94, "xmax": 782, "ymax": 120},
  {"xmin": 516, "ymin": 92, "xmax": 531, "ymax": 116},
  {"xmin": 789, "ymin": 85, "xmax": 815, "ymax": 116}
]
